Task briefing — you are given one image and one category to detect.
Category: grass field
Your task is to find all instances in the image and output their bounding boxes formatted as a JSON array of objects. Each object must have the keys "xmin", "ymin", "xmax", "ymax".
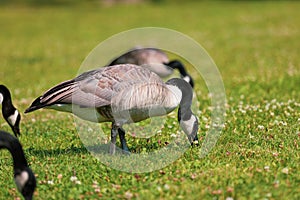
[{"xmin": 0, "ymin": 1, "xmax": 299, "ymax": 199}]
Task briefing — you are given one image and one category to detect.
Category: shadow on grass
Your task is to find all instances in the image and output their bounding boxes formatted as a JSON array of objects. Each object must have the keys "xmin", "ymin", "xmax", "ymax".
[
  {"xmin": 26, "ymin": 145, "xmax": 89, "ymax": 158},
  {"xmin": 25, "ymin": 141, "xmax": 173, "ymax": 158}
]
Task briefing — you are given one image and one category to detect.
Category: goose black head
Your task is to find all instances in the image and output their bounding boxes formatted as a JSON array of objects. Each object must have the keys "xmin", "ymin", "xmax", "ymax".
[
  {"xmin": 166, "ymin": 78, "xmax": 198, "ymax": 144},
  {"xmin": 0, "ymin": 85, "xmax": 21, "ymax": 137},
  {"xmin": 0, "ymin": 130, "xmax": 36, "ymax": 200},
  {"xmin": 14, "ymin": 167, "xmax": 36, "ymax": 200},
  {"xmin": 165, "ymin": 60, "xmax": 194, "ymax": 88}
]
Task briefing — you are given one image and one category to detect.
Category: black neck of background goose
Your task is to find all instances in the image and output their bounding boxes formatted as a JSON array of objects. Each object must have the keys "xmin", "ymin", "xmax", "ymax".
[
  {"xmin": 186, "ymin": 74, "xmax": 194, "ymax": 88},
  {"xmin": 0, "ymin": 131, "xmax": 28, "ymax": 171},
  {"xmin": 166, "ymin": 78, "xmax": 193, "ymax": 121},
  {"xmin": 108, "ymin": 57, "xmax": 119, "ymax": 66},
  {"xmin": 166, "ymin": 60, "xmax": 188, "ymax": 76},
  {"xmin": 166, "ymin": 61, "xmax": 194, "ymax": 88}
]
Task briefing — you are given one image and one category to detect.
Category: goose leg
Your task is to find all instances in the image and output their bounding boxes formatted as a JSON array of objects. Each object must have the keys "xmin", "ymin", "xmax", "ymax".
[
  {"xmin": 110, "ymin": 125, "xmax": 118, "ymax": 155},
  {"xmin": 118, "ymin": 127, "xmax": 130, "ymax": 154}
]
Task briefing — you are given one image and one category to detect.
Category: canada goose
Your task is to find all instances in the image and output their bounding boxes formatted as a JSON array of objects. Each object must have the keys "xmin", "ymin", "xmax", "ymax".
[
  {"xmin": 0, "ymin": 85, "xmax": 21, "ymax": 137},
  {"xmin": 108, "ymin": 47, "xmax": 194, "ymax": 88},
  {"xmin": 0, "ymin": 130, "xmax": 36, "ymax": 200},
  {"xmin": 25, "ymin": 64, "xmax": 198, "ymax": 154}
]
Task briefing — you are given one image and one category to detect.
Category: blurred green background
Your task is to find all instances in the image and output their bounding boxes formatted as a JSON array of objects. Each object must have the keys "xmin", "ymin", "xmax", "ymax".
[{"xmin": 0, "ymin": 0, "xmax": 299, "ymax": 199}]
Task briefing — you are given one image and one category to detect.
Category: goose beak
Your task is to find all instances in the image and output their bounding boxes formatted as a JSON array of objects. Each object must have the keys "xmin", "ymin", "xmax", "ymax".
[
  {"xmin": 189, "ymin": 117, "xmax": 199, "ymax": 145},
  {"xmin": 191, "ymin": 133, "xmax": 199, "ymax": 146},
  {"xmin": 24, "ymin": 194, "xmax": 33, "ymax": 200},
  {"xmin": 13, "ymin": 126, "xmax": 21, "ymax": 137}
]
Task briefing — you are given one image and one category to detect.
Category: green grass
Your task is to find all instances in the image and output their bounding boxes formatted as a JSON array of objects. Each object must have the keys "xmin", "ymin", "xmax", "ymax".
[{"xmin": 0, "ymin": 1, "xmax": 299, "ymax": 199}]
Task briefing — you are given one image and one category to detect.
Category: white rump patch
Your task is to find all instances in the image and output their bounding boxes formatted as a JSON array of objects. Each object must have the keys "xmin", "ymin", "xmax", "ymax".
[
  {"xmin": 14, "ymin": 171, "xmax": 29, "ymax": 192},
  {"xmin": 8, "ymin": 110, "xmax": 19, "ymax": 126},
  {"xmin": 0, "ymin": 93, "xmax": 3, "ymax": 104}
]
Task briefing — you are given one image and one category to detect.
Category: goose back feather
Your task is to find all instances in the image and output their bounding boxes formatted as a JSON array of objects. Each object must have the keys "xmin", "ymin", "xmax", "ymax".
[{"xmin": 25, "ymin": 64, "xmax": 180, "ymax": 124}]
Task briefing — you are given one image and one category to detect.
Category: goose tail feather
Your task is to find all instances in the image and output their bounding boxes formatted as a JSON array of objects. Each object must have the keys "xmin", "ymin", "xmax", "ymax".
[{"xmin": 25, "ymin": 79, "xmax": 75, "ymax": 113}]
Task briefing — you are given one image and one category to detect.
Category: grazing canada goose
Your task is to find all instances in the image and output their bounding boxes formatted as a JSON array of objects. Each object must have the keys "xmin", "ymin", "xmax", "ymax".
[
  {"xmin": 25, "ymin": 64, "xmax": 198, "ymax": 154},
  {"xmin": 0, "ymin": 130, "xmax": 36, "ymax": 200},
  {"xmin": 108, "ymin": 47, "xmax": 194, "ymax": 88},
  {"xmin": 0, "ymin": 85, "xmax": 21, "ymax": 137}
]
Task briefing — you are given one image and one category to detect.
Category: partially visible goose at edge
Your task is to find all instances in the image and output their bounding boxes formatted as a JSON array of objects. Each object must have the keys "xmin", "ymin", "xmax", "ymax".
[
  {"xmin": 25, "ymin": 64, "xmax": 199, "ymax": 154},
  {"xmin": 108, "ymin": 47, "xmax": 194, "ymax": 88},
  {"xmin": 0, "ymin": 130, "xmax": 36, "ymax": 200},
  {"xmin": 0, "ymin": 85, "xmax": 21, "ymax": 137}
]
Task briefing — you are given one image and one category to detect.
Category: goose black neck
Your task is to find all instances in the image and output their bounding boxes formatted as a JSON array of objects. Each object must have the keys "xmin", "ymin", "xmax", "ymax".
[
  {"xmin": 167, "ymin": 60, "xmax": 188, "ymax": 76},
  {"xmin": 166, "ymin": 78, "xmax": 193, "ymax": 121},
  {"xmin": 0, "ymin": 85, "xmax": 14, "ymax": 109},
  {"xmin": 0, "ymin": 131, "xmax": 28, "ymax": 172}
]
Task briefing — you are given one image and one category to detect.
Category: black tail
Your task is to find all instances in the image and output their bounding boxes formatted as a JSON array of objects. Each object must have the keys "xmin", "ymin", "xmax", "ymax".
[{"xmin": 25, "ymin": 79, "xmax": 76, "ymax": 114}]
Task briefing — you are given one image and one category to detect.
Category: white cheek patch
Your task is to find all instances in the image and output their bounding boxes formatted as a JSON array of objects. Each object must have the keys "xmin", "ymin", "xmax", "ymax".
[
  {"xmin": 0, "ymin": 93, "xmax": 3, "ymax": 104},
  {"xmin": 183, "ymin": 76, "xmax": 191, "ymax": 83},
  {"xmin": 8, "ymin": 110, "xmax": 19, "ymax": 126},
  {"xmin": 180, "ymin": 115, "xmax": 197, "ymax": 136},
  {"xmin": 14, "ymin": 171, "xmax": 29, "ymax": 192}
]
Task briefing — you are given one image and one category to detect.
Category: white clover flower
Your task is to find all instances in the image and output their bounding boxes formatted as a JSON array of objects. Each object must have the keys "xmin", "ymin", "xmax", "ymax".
[
  {"xmin": 95, "ymin": 188, "xmax": 101, "ymax": 193},
  {"xmin": 226, "ymin": 197, "xmax": 234, "ymax": 200},
  {"xmin": 239, "ymin": 109, "xmax": 246, "ymax": 114},
  {"xmin": 47, "ymin": 180, "xmax": 54, "ymax": 185},
  {"xmin": 248, "ymin": 132, "xmax": 254, "ymax": 139},
  {"xmin": 93, "ymin": 180, "xmax": 98, "ymax": 185},
  {"xmin": 257, "ymin": 125, "xmax": 265, "ymax": 130},
  {"xmin": 281, "ymin": 167, "xmax": 289, "ymax": 174},
  {"xmin": 57, "ymin": 174, "xmax": 63, "ymax": 179},
  {"xmin": 70, "ymin": 176, "xmax": 78, "ymax": 182},
  {"xmin": 124, "ymin": 191, "xmax": 133, "ymax": 199},
  {"xmin": 164, "ymin": 184, "xmax": 170, "ymax": 190}
]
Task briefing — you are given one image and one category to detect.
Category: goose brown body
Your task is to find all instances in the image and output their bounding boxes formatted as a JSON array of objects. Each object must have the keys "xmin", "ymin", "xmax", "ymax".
[
  {"xmin": 25, "ymin": 64, "xmax": 181, "ymax": 124},
  {"xmin": 25, "ymin": 64, "xmax": 197, "ymax": 154}
]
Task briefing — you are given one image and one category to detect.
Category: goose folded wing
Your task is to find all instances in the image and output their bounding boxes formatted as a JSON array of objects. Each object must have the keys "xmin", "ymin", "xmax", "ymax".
[{"xmin": 39, "ymin": 77, "xmax": 112, "ymax": 108}]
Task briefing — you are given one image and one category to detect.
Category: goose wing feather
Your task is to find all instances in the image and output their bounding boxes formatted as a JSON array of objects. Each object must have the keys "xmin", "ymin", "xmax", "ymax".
[{"xmin": 27, "ymin": 64, "xmax": 164, "ymax": 111}]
